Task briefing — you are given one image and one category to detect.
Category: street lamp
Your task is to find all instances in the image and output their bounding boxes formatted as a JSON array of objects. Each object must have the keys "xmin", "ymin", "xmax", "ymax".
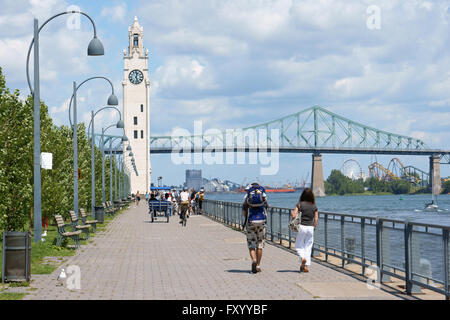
[
  {"xmin": 101, "ymin": 128, "xmax": 129, "ymax": 204},
  {"xmin": 26, "ymin": 10, "xmax": 104, "ymax": 242},
  {"xmin": 67, "ymin": 76, "xmax": 117, "ymax": 219},
  {"xmin": 102, "ymin": 136, "xmax": 133, "ymax": 202},
  {"xmin": 87, "ymin": 107, "xmax": 123, "ymax": 217}
]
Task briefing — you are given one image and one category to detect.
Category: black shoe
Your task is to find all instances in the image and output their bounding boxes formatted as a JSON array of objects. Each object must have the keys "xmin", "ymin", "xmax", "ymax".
[{"xmin": 251, "ymin": 261, "xmax": 257, "ymax": 274}]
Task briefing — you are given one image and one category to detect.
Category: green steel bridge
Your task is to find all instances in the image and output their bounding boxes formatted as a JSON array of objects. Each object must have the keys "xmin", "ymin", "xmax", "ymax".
[
  {"xmin": 149, "ymin": 106, "xmax": 449, "ymax": 159},
  {"xmin": 107, "ymin": 106, "xmax": 448, "ymax": 196}
]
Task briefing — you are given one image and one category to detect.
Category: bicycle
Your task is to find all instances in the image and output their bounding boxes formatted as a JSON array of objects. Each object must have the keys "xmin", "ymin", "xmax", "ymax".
[{"xmin": 179, "ymin": 202, "xmax": 190, "ymax": 227}]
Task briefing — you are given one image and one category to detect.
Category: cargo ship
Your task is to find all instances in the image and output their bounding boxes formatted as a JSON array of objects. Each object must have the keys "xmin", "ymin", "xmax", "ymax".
[{"xmin": 237, "ymin": 186, "xmax": 296, "ymax": 193}]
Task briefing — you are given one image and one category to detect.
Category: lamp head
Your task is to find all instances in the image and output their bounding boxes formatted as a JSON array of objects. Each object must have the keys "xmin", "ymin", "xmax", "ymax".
[
  {"xmin": 107, "ymin": 94, "xmax": 119, "ymax": 106},
  {"xmin": 129, "ymin": 152, "xmax": 134, "ymax": 157},
  {"xmin": 87, "ymin": 36, "xmax": 104, "ymax": 56},
  {"xmin": 122, "ymin": 135, "xmax": 128, "ymax": 142},
  {"xmin": 126, "ymin": 145, "xmax": 132, "ymax": 151},
  {"xmin": 116, "ymin": 119, "xmax": 124, "ymax": 128}
]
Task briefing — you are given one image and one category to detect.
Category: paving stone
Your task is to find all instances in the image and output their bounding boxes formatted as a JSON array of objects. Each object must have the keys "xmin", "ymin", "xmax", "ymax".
[{"xmin": 23, "ymin": 204, "xmax": 402, "ymax": 300}]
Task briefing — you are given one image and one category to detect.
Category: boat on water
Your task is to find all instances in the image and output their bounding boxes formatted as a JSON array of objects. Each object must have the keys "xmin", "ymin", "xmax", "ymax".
[
  {"xmin": 236, "ymin": 186, "xmax": 296, "ymax": 193},
  {"xmin": 424, "ymin": 195, "xmax": 439, "ymax": 212}
]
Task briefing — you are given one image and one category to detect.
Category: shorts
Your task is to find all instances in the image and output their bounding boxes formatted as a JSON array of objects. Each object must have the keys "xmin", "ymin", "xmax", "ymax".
[{"xmin": 246, "ymin": 222, "xmax": 265, "ymax": 250}]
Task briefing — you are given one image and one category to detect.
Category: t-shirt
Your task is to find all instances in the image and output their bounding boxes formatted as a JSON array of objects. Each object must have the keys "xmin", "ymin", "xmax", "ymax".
[
  {"xmin": 180, "ymin": 191, "xmax": 190, "ymax": 202},
  {"xmin": 296, "ymin": 201, "xmax": 318, "ymax": 227}
]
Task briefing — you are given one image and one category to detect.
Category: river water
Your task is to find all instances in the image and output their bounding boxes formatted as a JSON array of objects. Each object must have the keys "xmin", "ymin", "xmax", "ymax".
[{"xmin": 206, "ymin": 192, "xmax": 450, "ymax": 226}]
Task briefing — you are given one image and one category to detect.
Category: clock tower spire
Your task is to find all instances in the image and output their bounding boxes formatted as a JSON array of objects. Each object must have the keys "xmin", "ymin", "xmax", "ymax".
[{"xmin": 123, "ymin": 16, "xmax": 151, "ymax": 194}]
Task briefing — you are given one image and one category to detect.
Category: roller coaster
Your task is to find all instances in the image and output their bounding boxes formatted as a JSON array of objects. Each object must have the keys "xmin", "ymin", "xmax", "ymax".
[{"xmin": 368, "ymin": 158, "xmax": 430, "ymax": 187}]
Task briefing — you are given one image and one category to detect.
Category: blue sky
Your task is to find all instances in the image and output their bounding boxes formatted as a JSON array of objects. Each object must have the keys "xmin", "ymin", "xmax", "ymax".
[{"xmin": 1, "ymin": 0, "xmax": 449, "ymax": 187}]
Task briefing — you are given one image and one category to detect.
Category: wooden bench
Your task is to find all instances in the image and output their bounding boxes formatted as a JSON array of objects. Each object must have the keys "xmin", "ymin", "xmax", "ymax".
[
  {"xmin": 54, "ymin": 215, "xmax": 82, "ymax": 249},
  {"xmin": 69, "ymin": 210, "xmax": 91, "ymax": 240},
  {"xmin": 148, "ymin": 200, "xmax": 172, "ymax": 223},
  {"xmin": 79, "ymin": 208, "xmax": 98, "ymax": 233},
  {"xmin": 103, "ymin": 202, "xmax": 115, "ymax": 216},
  {"xmin": 107, "ymin": 201, "xmax": 119, "ymax": 215}
]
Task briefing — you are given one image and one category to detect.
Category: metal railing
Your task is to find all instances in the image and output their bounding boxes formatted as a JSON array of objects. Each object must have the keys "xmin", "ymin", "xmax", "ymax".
[{"xmin": 203, "ymin": 199, "xmax": 449, "ymax": 299}]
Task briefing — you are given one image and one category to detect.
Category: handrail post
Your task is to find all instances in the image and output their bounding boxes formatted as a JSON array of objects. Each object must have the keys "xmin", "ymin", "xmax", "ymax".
[
  {"xmin": 443, "ymin": 229, "xmax": 449, "ymax": 300},
  {"xmin": 270, "ymin": 207, "xmax": 274, "ymax": 242},
  {"xmin": 288, "ymin": 210, "xmax": 292, "ymax": 248},
  {"xmin": 324, "ymin": 214, "xmax": 328, "ymax": 262},
  {"xmin": 376, "ymin": 217, "xmax": 383, "ymax": 283},
  {"xmin": 279, "ymin": 208, "xmax": 282, "ymax": 245},
  {"xmin": 361, "ymin": 218, "xmax": 366, "ymax": 276},
  {"xmin": 341, "ymin": 215, "xmax": 345, "ymax": 267},
  {"xmin": 404, "ymin": 220, "xmax": 412, "ymax": 295}
]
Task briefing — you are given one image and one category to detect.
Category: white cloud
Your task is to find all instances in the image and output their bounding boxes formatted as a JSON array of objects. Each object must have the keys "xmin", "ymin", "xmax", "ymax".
[
  {"xmin": 101, "ymin": 3, "xmax": 127, "ymax": 22},
  {"xmin": 152, "ymin": 56, "xmax": 218, "ymax": 97}
]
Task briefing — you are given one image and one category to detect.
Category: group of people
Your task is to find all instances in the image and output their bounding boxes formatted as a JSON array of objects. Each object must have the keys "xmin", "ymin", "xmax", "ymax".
[
  {"xmin": 145, "ymin": 187, "xmax": 205, "ymax": 224},
  {"xmin": 242, "ymin": 183, "xmax": 318, "ymax": 274},
  {"xmin": 138, "ymin": 181, "xmax": 318, "ymax": 275}
]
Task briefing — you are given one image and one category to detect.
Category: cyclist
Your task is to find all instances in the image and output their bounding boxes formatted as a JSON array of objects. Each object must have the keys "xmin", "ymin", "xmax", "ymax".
[{"xmin": 179, "ymin": 187, "xmax": 191, "ymax": 225}]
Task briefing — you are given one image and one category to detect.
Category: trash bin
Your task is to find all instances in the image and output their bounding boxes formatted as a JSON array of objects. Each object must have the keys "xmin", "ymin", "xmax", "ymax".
[
  {"xmin": 2, "ymin": 231, "xmax": 31, "ymax": 283},
  {"xmin": 95, "ymin": 206, "xmax": 104, "ymax": 224}
]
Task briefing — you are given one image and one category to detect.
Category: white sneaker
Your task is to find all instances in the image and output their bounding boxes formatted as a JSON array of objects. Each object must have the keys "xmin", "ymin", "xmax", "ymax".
[
  {"xmin": 42, "ymin": 231, "xmax": 47, "ymax": 237},
  {"xmin": 41, "ymin": 238, "xmax": 46, "ymax": 242}
]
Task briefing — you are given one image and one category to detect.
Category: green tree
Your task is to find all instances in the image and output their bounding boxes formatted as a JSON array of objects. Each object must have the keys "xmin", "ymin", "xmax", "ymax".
[
  {"xmin": 442, "ymin": 180, "xmax": 450, "ymax": 194},
  {"xmin": 0, "ymin": 66, "xmax": 115, "ymax": 233},
  {"xmin": 0, "ymin": 68, "xmax": 33, "ymax": 231}
]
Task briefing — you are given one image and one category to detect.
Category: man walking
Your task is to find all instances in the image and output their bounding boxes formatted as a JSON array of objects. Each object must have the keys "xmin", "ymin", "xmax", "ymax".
[{"xmin": 242, "ymin": 182, "xmax": 268, "ymax": 273}]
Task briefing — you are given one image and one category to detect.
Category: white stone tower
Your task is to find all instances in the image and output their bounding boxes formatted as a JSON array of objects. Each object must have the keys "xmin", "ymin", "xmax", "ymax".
[{"xmin": 122, "ymin": 16, "xmax": 151, "ymax": 194}]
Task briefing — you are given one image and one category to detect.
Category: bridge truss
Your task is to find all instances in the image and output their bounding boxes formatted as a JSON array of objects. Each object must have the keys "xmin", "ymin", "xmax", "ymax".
[{"xmin": 150, "ymin": 106, "xmax": 439, "ymax": 154}]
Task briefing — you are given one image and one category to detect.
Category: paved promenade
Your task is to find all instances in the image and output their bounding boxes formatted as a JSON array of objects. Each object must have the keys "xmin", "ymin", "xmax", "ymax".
[{"xmin": 24, "ymin": 204, "xmax": 406, "ymax": 300}]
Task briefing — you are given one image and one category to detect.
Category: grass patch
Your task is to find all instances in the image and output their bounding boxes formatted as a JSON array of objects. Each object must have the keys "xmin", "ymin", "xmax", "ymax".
[
  {"xmin": 0, "ymin": 292, "xmax": 26, "ymax": 300},
  {"xmin": 7, "ymin": 281, "xmax": 29, "ymax": 287}
]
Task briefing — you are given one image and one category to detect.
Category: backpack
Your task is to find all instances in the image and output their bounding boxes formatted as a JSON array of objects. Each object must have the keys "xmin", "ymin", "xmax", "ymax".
[{"xmin": 246, "ymin": 185, "xmax": 267, "ymax": 224}]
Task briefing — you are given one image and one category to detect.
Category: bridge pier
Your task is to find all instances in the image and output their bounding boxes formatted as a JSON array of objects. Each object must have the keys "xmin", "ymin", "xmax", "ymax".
[
  {"xmin": 311, "ymin": 153, "xmax": 325, "ymax": 197},
  {"xmin": 429, "ymin": 155, "xmax": 441, "ymax": 195}
]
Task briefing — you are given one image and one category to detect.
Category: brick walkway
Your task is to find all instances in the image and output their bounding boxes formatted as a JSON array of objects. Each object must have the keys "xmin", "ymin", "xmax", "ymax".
[{"xmin": 24, "ymin": 204, "xmax": 405, "ymax": 300}]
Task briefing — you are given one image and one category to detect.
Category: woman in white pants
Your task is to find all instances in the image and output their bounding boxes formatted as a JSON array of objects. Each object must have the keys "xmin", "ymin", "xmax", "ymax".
[{"xmin": 291, "ymin": 188, "xmax": 318, "ymax": 273}]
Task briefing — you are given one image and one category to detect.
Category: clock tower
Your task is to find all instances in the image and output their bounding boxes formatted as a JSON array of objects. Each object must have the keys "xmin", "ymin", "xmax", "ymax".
[{"xmin": 123, "ymin": 16, "xmax": 151, "ymax": 194}]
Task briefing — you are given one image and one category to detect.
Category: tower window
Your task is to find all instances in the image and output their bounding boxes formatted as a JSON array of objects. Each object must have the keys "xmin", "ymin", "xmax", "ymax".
[
  {"xmin": 134, "ymin": 130, "xmax": 138, "ymax": 139},
  {"xmin": 134, "ymin": 116, "xmax": 138, "ymax": 125},
  {"xmin": 133, "ymin": 34, "xmax": 138, "ymax": 47},
  {"xmin": 140, "ymin": 104, "xmax": 143, "ymax": 112},
  {"xmin": 141, "ymin": 130, "xmax": 144, "ymax": 139}
]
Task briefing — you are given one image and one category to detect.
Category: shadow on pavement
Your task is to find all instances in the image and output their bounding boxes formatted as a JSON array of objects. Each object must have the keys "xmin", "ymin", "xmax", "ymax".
[{"xmin": 226, "ymin": 269, "xmax": 252, "ymax": 274}]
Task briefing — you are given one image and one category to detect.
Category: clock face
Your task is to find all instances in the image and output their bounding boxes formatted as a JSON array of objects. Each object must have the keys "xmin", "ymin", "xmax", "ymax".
[{"xmin": 129, "ymin": 69, "xmax": 144, "ymax": 84}]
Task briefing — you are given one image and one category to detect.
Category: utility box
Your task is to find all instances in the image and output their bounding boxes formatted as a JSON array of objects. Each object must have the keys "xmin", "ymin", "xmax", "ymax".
[{"xmin": 2, "ymin": 231, "xmax": 31, "ymax": 283}]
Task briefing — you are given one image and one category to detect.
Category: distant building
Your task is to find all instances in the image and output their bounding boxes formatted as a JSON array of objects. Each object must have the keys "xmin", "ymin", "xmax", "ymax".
[
  {"xmin": 186, "ymin": 170, "xmax": 202, "ymax": 191},
  {"xmin": 203, "ymin": 178, "xmax": 230, "ymax": 193}
]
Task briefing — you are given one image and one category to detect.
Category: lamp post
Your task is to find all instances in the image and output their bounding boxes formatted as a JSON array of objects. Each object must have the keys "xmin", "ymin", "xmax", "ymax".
[
  {"xmin": 26, "ymin": 11, "xmax": 104, "ymax": 242},
  {"xmin": 68, "ymin": 77, "xmax": 118, "ymax": 219},
  {"xmin": 101, "ymin": 127, "xmax": 129, "ymax": 204},
  {"xmin": 87, "ymin": 107, "xmax": 123, "ymax": 217},
  {"xmin": 103, "ymin": 135, "xmax": 130, "ymax": 201}
]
